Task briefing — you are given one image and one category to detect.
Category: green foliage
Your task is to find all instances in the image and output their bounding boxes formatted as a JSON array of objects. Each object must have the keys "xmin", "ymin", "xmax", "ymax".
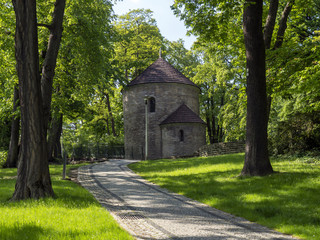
[
  {"xmin": 0, "ymin": 151, "xmax": 7, "ymax": 167},
  {"xmin": 266, "ymin": 3, "xmax": 320, "ymax": 154},
  {"xmin": 0, "ymin": 1, "xmax": 16, "ymax": 150},
  {"xmin": 269, "ymin": 98, "xmax": 320, "ymax": 155},
  {"xmin": 220, "ymin": 86, "xmax": 247, "ymax": 141},
  {"xmin": 61, "ymin": 119, "xmax": 124, "ymax": 159},
  {"xmin": 53, "ymin": 0, "xmax": 115, "ymax": 116},
  {"xmin": 162, "ymin": 38, "xmax": 200, "ymax": 76},
  {"xmin": 189, "ymin": 43, "xmax": 246, "ymax": 142},
  {"xmin": 172, "ymin": 0, "xmax": 243, "ymax": 43},
  {"xmin": 2, "ymin": 0, "xmax": 319, "ymax": 158},
  {"xmin": 0, "ymin": 164, "xmax": 134, "ymax": 239},
  {"xmin": 113, "ymin": 9, "xmax": 163, "ymax": 83},
  {"xmin": 130, "ymin": 153, "xmax": 320, "ymax": 240},
  {"xmin": 172, "ymin": 0, "xmax": 320, "ymax": 153}
]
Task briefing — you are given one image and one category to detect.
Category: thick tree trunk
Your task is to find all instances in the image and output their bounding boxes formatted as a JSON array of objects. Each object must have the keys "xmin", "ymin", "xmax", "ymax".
[
  {"xmin": 47, "ymin": 113, "xmax": 63, "ymax": 161},
  {"xmin": 11, "ymin": 0, "xmax": 54, "ymax": 200},
  {"xmin": 241, "ymin": 0, "xmax": 273, "ymax": 176},
  {"xmin": 41, "ymin": 0, "xmax": 66, "ymax": 134},
  {"xmin": 5, "ymin": 86, "xmax": 20, "ymax": 168}
]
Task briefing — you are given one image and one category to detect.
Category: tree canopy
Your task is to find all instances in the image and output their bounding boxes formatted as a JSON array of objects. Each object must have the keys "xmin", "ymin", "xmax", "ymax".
[{"xmin": 0, "ymin": 1, "xmax": 319, "ymax": 184}]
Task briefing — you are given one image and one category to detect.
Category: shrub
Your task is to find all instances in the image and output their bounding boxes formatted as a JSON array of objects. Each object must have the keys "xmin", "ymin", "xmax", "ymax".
[{"xmin": 0, "ymin": 151, "xmax": 8, "ymax": 167}]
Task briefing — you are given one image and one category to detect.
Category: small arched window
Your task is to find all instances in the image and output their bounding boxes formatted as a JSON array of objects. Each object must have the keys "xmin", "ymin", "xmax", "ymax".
[
  {"xmin": 179, "ymin": 130, "xmax": 184, "ymax": 142},
  {"xmin": 149, "ymin": 97, "xmax": 156, "ymax": 112}
]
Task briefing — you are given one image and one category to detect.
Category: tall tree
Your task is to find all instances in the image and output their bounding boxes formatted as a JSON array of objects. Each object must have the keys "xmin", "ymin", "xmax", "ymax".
[
  {"xmin": 11, "ymin": 0, "xmax": 65, "ymax": 200},
  {"xmin": 172, "ymin": 0, "xmax": 273, "ymax": 175},
  {"xmin": 51, "ymin": 0, "xmax": 116, "ymax": 156},
  {"xmin": 241, "ymin": 0, "xmax": 273, "ymax": 175},
  {"xmin": 114, "ymin": 9, "xmax": 163, "ymax": 82}
]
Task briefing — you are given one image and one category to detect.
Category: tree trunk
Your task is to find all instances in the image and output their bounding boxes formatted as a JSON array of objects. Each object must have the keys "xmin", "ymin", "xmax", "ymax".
[
  {"xmin": 5, "ymin": 85, "xmax": 20, "ymax": 168},
  {"xmin": 217, "ymin": 93, "xmax": 225, "ymax": 142},
  {"xmin": 11, "ymin": 0, "xmax": 54, "ymax": 200},
  {"xmin": 47, "ymin": 113, "xmax": 63, "ymax": 162},
  {"xmin": 41, "ymin": 0, "xmax": 66, "ymax": 135},
  {"xmin": 210, "ymin": 97, "xmax": 216, "ymax": 143},
  {"xmin": 206, "ymin": 115, "xmax": 213, "ymax": 144},
  {"xmin": 241, "ymin": 0, "xmax": 273, "ymax": 176},
  {"xmin": 205, "ymin": 98, "xmax": 214, "ymax": 144},
  {"xmin": 274, "ymin": 1, "xmax": 294, "ymax": 49},
  {"xmin": 265, "ymin": 1, "xmax": 294, "ymax": 121},
  {"xmin": 105, "ymin": 93, "xmax": 117, "ymax": 137},
  {"xmin": 53, "ymin": 139, "xmax": 62, "ymax": 159},
  {"xmin": 264, "ymin": 0, "xmax": 279, "ymax": 49}
]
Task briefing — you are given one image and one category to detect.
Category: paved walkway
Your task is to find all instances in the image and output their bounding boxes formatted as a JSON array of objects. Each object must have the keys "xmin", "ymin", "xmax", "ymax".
[{"xmin": 77, "ymin": 159, "xmax": 298, "ymax": 240}]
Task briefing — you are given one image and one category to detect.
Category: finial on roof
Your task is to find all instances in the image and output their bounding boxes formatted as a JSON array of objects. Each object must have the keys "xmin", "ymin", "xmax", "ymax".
[{"xmin": 159, "ymin": 47, "xmax": 162, "ymax": 58}]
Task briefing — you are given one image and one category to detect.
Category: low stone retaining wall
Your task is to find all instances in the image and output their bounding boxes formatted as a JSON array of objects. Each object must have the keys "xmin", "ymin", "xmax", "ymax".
[{"xmin": 199, "ymin": 142, "xmax": 245, "ymax": 157}]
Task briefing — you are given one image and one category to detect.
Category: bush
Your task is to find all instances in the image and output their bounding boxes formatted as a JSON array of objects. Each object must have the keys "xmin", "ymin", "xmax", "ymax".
[
  {"xmin": 269, "ymin": 112, "xmax": 320, "ymax": 155},
  {"xmin": 0, "ymin": 151, "xmax": 8, "ymax": 167}
]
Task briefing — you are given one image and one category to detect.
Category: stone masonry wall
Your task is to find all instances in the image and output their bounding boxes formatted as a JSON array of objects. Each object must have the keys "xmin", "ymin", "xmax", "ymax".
[
  {"xmin": 123, "ymin": 83, "xmax": 200, "ymax": 160},
  {"xmin": 161, "ymin": 123, "xmax": 206, "ymax": 159},
  {"xmin": 198, "ymin": 142, "xmax": 245, "ymax": 157}
]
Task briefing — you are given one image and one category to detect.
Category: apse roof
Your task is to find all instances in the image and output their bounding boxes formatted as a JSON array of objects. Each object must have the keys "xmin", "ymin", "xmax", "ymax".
[
  {"xmin": 160, "ymin": 104, "xmax": 206, "ymax": 125},
  {"xmin": 127, "ymin": 57, "xmax": 198, "ymax": 87}
]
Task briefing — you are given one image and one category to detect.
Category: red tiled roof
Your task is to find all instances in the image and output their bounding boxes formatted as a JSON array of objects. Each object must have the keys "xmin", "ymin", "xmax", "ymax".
[
  {"xmin": 127, "ymin": 58, "xmax": 198, "ymax": 87},
  {"xmin": 160, "ymin": 104, "xmax": 206, "ymax": 125}
]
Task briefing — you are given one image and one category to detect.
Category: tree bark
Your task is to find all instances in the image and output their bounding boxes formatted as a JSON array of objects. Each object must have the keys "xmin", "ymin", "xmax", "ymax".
[
  {"xmin": 105, "ymin": 93, "xmax": 117, "ymax": 137},
  {"xmin": 11, "ymin": 0, "xmax": 54, "ymax": 200},
  {"xmin": 210, "ymin": 96, "xmax": 216, "ymax": 143},
  {"xmin": 5, "ymin": 85, "xmax": 20, "ymax": 168},
  {"xmin": 265, "ymin": 1, "xmax": 294, "ymax": 121},
  {"xmin": 41, "ymin": 0, "xmax": 66, "ymax": 134},
  {"xmin": 53, "ymin": 140, "xmax": 62, "ymax": 159},
  {"xmin": 206, "ymin": 114, "xmax": 213, "ymax": 144},
  {"xmin": 264, "ymin": 0, "xmax": 279, "ymax": 123},
  {"xmin": 241, "ymin": 0, "xmax": 273, "ymax": 176},
  {"xmin": 274, "ymin": 1, "xmax": 294, "ymax": 49},
  {"xmin": 205, "ymin": 98, "xmax": 214, "ymax": 144},
  {"xmin": 47, "ymin": 113, "xmax": 63, "ymax": 162},
  {"xmin": 264, "ymin": 0, "xmax": 279, "ymax": 49}
]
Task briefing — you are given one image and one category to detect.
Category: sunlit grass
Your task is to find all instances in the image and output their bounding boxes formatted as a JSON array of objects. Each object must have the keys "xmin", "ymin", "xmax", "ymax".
[
  {"xmin": 0, "ymin": 164, "xmax": 134, "ymax": 240},
  {"xmin": 129, "ymin": 153, "xmax": 320, "ymax": 240}
]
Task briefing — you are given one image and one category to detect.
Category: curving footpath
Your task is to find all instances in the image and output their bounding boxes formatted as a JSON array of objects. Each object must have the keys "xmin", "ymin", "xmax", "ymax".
[{"xmin": 78, "ymin": 159, "xmax": 298, "ymax": 240}]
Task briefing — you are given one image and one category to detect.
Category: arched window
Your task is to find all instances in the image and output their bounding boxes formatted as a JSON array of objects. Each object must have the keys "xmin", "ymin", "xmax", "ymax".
[
  {"xmin": 179, "ymin": 130, "xmax": 184, "ymax": 142},
  {"xmin": 149, "ymin": 97, "xmax": 155, "ymax": 112}
]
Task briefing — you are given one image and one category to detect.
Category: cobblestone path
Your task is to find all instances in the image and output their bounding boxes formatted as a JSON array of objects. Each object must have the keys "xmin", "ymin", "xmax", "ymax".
[{"xmin": 78, "ymin": 159, "xmax": 298, "ymax": 240}]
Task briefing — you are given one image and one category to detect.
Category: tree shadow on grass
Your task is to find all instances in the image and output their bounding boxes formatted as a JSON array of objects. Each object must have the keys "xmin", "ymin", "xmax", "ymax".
[
  {"xmin": 132, "ymin": 156, "xmax": 319, "ymax": 239},
  {"xmin": 0, "ymin": 224, "xmax": 45, "ymax": 240},
  {"xmin": 130, "ymin": 153, "xmax": 245, "ymax": 174},
  {"xmin": 0, "ymin": 175, "xmax": 99, "ymax": 209},
  {"xmin": 172, "ymin": 170, "xmax": 319, "ymax": 238}
]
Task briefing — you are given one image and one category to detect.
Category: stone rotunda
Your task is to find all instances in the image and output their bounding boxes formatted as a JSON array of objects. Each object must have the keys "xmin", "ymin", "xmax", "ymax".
[{"xmin": 123, "ymin": 57, "xmax": 206, "ymax": 160}]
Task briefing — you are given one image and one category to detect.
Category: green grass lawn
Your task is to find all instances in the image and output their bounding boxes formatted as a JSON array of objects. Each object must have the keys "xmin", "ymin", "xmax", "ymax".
[
  {"xmin": 0, "ymin": 164, "xmax": 134, "ymax": 240},
  {"xmin": 129, "ymin": 153, "xmax": 320, "ymax": 240}
]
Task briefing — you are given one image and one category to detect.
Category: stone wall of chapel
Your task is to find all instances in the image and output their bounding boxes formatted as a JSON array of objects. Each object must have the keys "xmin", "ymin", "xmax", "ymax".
[
  {"xmin": 123, "ymin": 83, "xmax": 200, "ymax": 159},
  {"xmin": 161, "ymin": 123, "xmax": 206, "ymax": 159}
]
